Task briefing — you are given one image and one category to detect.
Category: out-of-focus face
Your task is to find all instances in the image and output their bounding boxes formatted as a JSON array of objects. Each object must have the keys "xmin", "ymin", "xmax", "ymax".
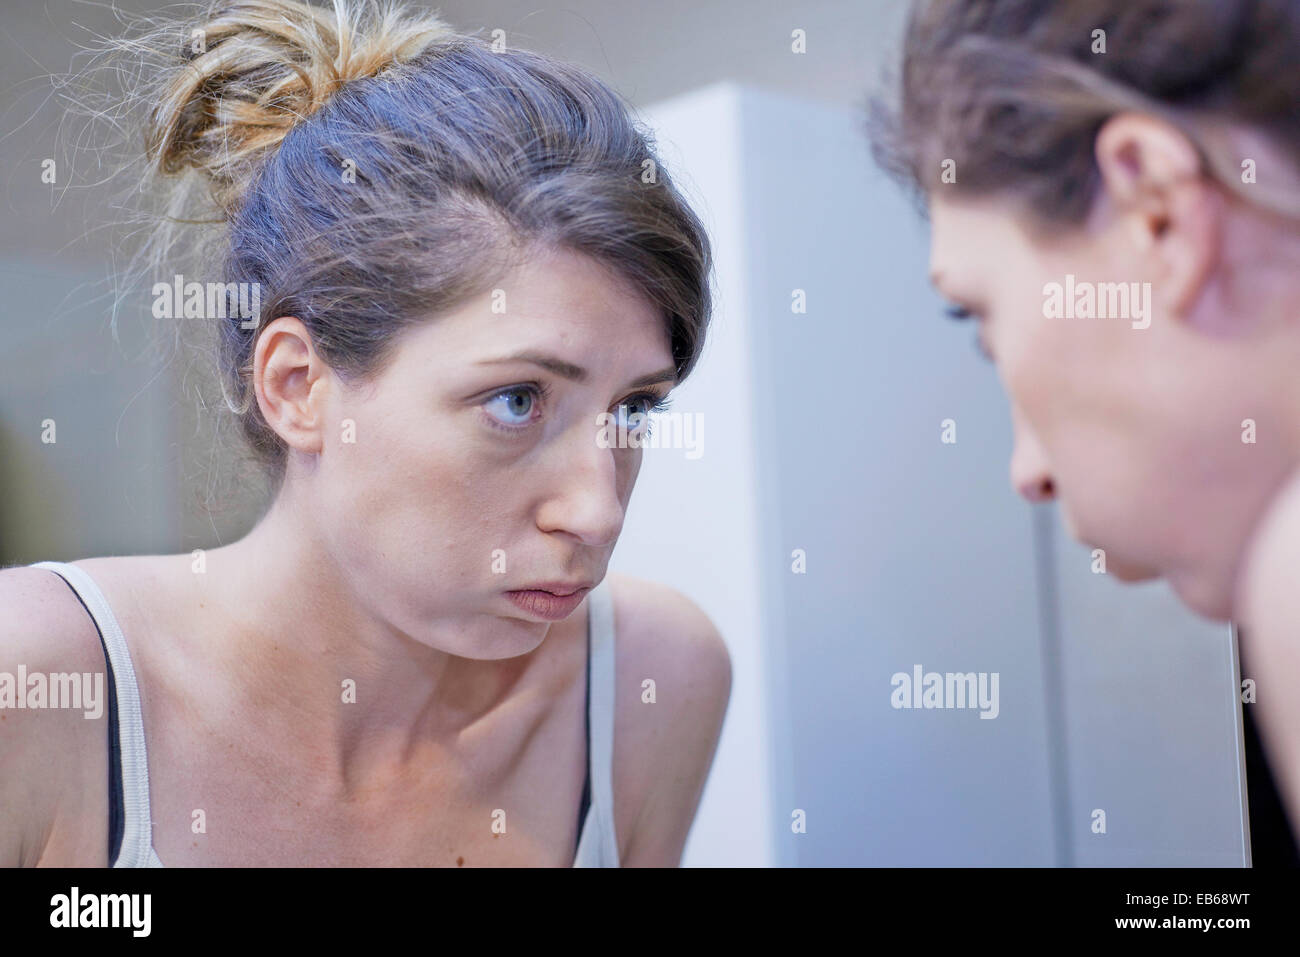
[
  {"xmin": 296, "ymin": 246, "xmax": 675, "ymax": 657},
  {"xmin": 927, "ymin": 179, "xmax": 1300, "ymax": 621}
]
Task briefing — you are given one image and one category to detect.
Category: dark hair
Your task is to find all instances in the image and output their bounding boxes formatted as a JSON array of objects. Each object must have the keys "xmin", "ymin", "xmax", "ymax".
[
  {"xmin": 868, "ymin": 0, "xmax": 1300, "ymax": 225},
  {"xmin": 94, "ymin": 0, "xmax": 711, "ymax": 491}
]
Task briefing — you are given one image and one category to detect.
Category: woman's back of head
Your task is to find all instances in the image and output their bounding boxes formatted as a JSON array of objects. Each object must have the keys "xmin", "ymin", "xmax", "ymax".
[{"xmin": 870, "ymin": 0, "xmax": 1300, "ymax": 225}]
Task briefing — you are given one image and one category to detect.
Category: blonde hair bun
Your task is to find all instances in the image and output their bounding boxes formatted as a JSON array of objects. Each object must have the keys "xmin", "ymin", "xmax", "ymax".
[{"xmin": 148, "ymin": 0, "xmax": 454, "ymax": 214}]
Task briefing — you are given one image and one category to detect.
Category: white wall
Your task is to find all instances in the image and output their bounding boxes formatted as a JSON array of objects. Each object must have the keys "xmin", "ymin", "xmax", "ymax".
[
  {"xmin": 611, "ymin": 84, "xmax": 775, "ymax": 866},
  {"xmin": 617, "ymin": 82, "xmax": 1055, "ymax": 866}
]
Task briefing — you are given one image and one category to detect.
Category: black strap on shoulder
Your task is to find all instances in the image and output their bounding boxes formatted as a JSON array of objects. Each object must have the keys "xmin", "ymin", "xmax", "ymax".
[
  {"xmin": 46, "ymin": 571, "xmax": 125, "ymax": 866},
  {"xmin": 575, "ymin": 608, "xmax": 592, "ymax": 856}
]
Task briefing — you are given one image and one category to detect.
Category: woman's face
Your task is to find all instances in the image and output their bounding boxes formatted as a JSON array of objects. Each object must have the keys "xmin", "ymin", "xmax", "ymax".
[
  {"xmin": 303, "ymin": 246, "xmax": 675, "ymax": 658},
  {"xmin": 927, "ymin": 189, "xmax": 1299, "ymax": 622}
]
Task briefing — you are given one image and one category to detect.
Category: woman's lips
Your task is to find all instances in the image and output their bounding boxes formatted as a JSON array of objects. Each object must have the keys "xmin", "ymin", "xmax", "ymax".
[{"xmin": 505, "ymin": 587, "xmax": 591, "ymax": 621}]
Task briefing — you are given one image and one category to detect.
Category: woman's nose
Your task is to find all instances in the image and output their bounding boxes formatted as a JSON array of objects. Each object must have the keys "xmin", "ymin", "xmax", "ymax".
[
  {"xmin": 1013, "ymin": 466, "xmax": 1056, "ymax": 503},
  {"xmin": 535, "ymin": 427, "xmax": 626, "ymax": 548},
  {"xmin": 1008, "ymin": 404, "xmax": 1056, "ymax": 504}
]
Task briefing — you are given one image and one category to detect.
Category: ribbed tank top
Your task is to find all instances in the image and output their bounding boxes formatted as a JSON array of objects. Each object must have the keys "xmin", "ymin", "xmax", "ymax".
[{"xmin": 30, "ymin": 561, "xmax": 620, "ymax": 867}]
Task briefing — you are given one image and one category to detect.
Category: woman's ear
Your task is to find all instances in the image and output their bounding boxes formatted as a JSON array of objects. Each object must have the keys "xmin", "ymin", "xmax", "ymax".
[
  {"xmin": 253, "ymin": 316, "xmax": 329, "ymax": 456},
  {"xmin": 1094, "ymin": 112, "xmax": 1224, "ymax": 320}
]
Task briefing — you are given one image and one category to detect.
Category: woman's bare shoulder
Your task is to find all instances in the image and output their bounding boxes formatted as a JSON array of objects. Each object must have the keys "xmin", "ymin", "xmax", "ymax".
[
  {"xmin": 0, "ymin": 562, "xmax": 117, "ymax": 698},
  {"xmin": 602, "ymin": 572, "xmax": 731, "ymax": 866},
  {"xmin": 0, "ymin": 563, "xmax": 115, "ymax": 865},
  {"xmin": 603, "ymin": 573, "xmax": 731, "ymax": 677}
]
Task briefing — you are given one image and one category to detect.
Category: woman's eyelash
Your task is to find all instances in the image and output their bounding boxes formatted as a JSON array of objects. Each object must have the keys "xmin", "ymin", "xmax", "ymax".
[
  {"xmin": 942, "ymin": 305, "xmax": 994, "ymax": 362},
  {"xmin": 619, "ymin": 392, "xmax": 672, "ymax": 440},
  {"xmin": 622, "ymin": 392, "xmax": 673, "ymax": 415}
]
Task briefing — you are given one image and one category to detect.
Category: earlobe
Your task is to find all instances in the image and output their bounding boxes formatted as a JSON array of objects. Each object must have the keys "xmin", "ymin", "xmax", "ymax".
[{"xmin": 253, "ymin": 316, "xmax": 326, "ymax": 455}]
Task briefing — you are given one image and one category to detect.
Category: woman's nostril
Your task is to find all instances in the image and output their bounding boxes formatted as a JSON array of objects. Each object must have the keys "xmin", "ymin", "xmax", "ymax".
[{"xmin": 1016, "ymin": 475, "xmax": 1054, "ymax": 502}]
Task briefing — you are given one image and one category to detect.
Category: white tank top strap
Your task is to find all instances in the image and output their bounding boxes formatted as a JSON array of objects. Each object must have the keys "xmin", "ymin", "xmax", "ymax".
[
  {"xmin": 30, "ymin": 561, "xmax": 158, "ymax": 868},
  {"xmin": 573, "ymin": 577, "xmax": 620, "ymax": 867}
]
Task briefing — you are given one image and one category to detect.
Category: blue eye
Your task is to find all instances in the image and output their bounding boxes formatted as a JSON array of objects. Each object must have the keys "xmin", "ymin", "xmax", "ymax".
[
  {"xmin": 484, "ymin": 386, "xmax": 540, "ymax": 428},
  {"xmin": 616, "ymin": 393, "xmax": 672, "ymax": 435}
]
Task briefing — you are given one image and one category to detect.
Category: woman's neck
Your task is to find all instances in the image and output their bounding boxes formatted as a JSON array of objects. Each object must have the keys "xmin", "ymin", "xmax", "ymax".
[{"xmin": 186, "ymin": 491, "xmax": 540, "ymax": 791}]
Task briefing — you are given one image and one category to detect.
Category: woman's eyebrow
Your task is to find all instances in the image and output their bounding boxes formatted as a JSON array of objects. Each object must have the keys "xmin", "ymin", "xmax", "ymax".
[
  {"xmin": 475, "ymin": 350, "xmax": 678, "ymax": 389},
  {"xmin": 626, "ymin": 367, "xmax": 678, "ymax": 389}
]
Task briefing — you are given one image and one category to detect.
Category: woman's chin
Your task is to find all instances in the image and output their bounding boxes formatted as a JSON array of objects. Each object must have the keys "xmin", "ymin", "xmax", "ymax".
[
  {"xmin": 1108, "ymin": 559, "xmax": 1161, "ymax": 584},
  {"xmin": 1166, "ymin": 571, "xmax": 1235, "ymax": 623}
]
